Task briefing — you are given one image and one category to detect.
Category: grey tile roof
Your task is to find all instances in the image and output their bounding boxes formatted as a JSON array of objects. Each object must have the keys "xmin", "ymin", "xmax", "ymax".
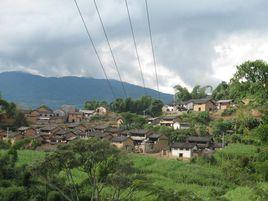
[
  {"xmin": 171, "ymin": 142, "xmax": 196, "ymax": 149},
  {"xmin": 111, "ymin": 136, "xmax": 129, "ymax": 142}
]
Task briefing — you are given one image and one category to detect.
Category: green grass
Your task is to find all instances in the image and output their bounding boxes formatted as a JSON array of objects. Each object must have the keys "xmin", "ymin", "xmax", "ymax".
[
  {"xmin": 1, "ymin": 144, "xmax": 266, "ymax": 201},
  {"xmin": 0, "ymin": 149, "xmax": 46, "ymax": 167},
  {"xmin": 224, "ymin": 186, "xmax": 257, "ymax": 201},
  {"xmin": 214, "ymin": 143, "xmax": 258, "ymax": 160}
]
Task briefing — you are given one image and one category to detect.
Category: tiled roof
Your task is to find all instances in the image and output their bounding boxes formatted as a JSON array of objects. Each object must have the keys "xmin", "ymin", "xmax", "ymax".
[{"xmin": 171, "ymin": 142, "xmax": 196, "ymax": 149}]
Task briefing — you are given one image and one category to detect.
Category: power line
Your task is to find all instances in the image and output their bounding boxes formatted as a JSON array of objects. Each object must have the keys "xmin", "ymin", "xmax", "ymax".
[
  {"xmin": 72, "ymin": 0, "xmax": 116, "ymax": 99},
  {"xmin": 145, "ymin": 0, "xmax": 160, "ymax": 99},
  {"xmin": 124, "ymin": 0, "xmax": 147, "ymax": 95},
  {"xmin": 93, "ymin": 0, "xmax": 128, "ymax": 99}
]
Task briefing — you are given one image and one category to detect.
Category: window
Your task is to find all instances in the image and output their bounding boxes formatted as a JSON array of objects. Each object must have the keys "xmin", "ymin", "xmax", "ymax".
[{"xmin": 179, "ymin": 153, "xmax": 183, "ymax": 157}]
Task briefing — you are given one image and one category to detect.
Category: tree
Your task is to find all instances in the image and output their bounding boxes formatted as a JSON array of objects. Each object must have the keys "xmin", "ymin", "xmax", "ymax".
[
  {"xmin": 174, "ymin": 85, "xmax": 191, "ymax": 102},
  {"xmin": 32, "ymin": 139, "xmax": 143, "ymax": 201},
  {"xmin": 255, "ymin": 124, "xmax": 268, "ymax": 143},
  {"xmin": 229, "ymin": 60, "xmax": 268, "ymax": 103},
  {"xmin": 191, "ymin": 85, "xmax": 207, "ymax": 99},
  {"xmin": 13, "ymin": 111, "xmax": 28, "ymax": 128},
  {"xmin": 150, "ymin": 99, "xmax": 163, "ymax": 117},
  {"xmin": 84, "ymin": 100, "xmax": 108, "ymax": 110},
  {"xmin": 212, "ymin": 81, "xmax": 230, "ymax": 100}
]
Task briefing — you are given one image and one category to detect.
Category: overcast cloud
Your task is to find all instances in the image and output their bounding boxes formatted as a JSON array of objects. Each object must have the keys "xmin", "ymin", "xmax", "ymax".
[{"xmin": 1, "ymin": 0, "xmax": 268, "ymax": 93}]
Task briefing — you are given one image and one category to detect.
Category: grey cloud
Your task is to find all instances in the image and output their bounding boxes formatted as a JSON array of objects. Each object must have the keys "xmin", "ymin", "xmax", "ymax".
[{"xmin": 1, "ymin": 0, "xmax": 268, "ymax": 92}]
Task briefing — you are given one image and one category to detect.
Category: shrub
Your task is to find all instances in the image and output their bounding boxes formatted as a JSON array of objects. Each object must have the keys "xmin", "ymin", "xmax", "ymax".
[
  {"xmin": 47, "ymin": 191, "xmax": 62, "ymax": 201},
  {"xmin": 0, "ymin": 141, "xmax": 10, "ymax": 149},
  {"xmin": 221, "ymin": 108, "xmax": 236, "ymax": 116},
  {"xmin": 254, "ymin": 124, "xmax": 268, "ymax": 143},
  {"xmin": 0, "ymin": 186, "xmax": 28, "ymax": 201}
]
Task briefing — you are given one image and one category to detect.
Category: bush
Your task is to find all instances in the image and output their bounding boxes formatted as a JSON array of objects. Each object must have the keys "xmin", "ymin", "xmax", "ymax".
[
  {"xmin": 13, "ymin": 138, "xmax": 32, "ymax": 150},
  {"xmin": 221, "ymin": 108, "xmax": 236, "ymax": 116},
  {"xmin": 0, "ymin": 141, "xmax": 10, "ymax": 149},
  {"xmin": 0, "ymin": 186, "xmax": 27, "ymax": 201},
  {"xmin": 47, "ymin": 191, "xmax": 63, "ymax": 201},
  {"xmin": 254, "ymin": 124, "xmax": 268, "ymax": 143}
]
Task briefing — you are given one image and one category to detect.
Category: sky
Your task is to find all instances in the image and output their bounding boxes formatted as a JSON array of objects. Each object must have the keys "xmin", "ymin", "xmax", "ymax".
[{"xmin": 1, "ymin": 0, "xmax": 268, "ymax": 94}]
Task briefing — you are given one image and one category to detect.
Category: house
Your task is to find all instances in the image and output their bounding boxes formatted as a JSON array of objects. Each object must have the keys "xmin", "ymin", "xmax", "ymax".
[
  {"xmin": 141, "ymin": 133, "xmax": 169, "ymax": 153},
  {"xmin": 105, "ymin": 127, "xmax": 123, "ymax": 136},
  {"xmin": 54, "ymin": 109, "xmax": 66, "ymax": 117},
  {"xmin": 162, "ymin": 105, "xmax": 178, "ymax": 113},
  {"xmin": 180, "ymin": 100, "xmax": 195, "ymax": 110},
  {"xmin": 72, "ymin": 129, "xmax": 88, "ymax": 138},
  {"xmin": 88, "ymin": 131, "xmax": 113, "ymax": 141},
  {"xmin": 94, "ymin": 125, "xmax": 109, "ymax": 132},
  {"xmin": 39, "ymin": 132, "xmax": 52, "ymax": 143},
  {"xmin": 0, "ymin": 129, "xmax": 6, "ymax": 140},
  {"xmin": 111, "ymin": 136, "xmax": 134, "ymax": 151},
  {"xmin": 216, "ymin": 99, "xmax": 233, "ymax": 110},
  {"xmin": 51, "ymin": 129, "xmax": 77, "ymax": 143},
  {"xmin": 178, "ymin": 122, "xmax": 191, "ymax": 129},
  {"xmin": 116, "ymin": 117, "xmax": 124, "ymax": 127},
  {"xmin": 35, "ymin": 106, "xmax": 54, "ymax": 119},
  {"xmin": 18, "ymin": 127, "xmax": 37, "ymax": 138},
  {"xmin": 186, "ymin": 136, "xmax": 213, "ymax": 149},
  {"xmin": 95, "ymin": 107, "xmax": 107, "ymax": 115},
  {"xmin": 61, "ymin": 105, "xmax": 77, "ymax": 114},
  {"xmin": 127, "ymin": 129, "xmax": 152, "ymax": 146},
  {"xmin": 26, "ymin": 106, "xmax": 54, "ymax": 124},
  {"xmin": 49, "ymin": 116, "xmax": 65, "ymax": 124},
  {"xmin": 40, "ymin": 125, "xmax": 61, "ymax": 135},
  {"xmin": 67, "ymin": 112, "xmax": 83, "ymax": 123},
  {"xmin": 159, "ymin": 116, "xmax": 180, "ymax": 130},
  {"xmin": 80, "ymin": 109, "xmax": 95, "ymax": 119},
  {"xmin": 171, "ymin": 142, "xmax": 197, "ymax": 159},
  {"xmin": 192, "ymin": 98, "xmax": 216, "ymax": 112},
  {"xmin": 147, "ymin": 117, "xmax": 160, "ymax": 125}
]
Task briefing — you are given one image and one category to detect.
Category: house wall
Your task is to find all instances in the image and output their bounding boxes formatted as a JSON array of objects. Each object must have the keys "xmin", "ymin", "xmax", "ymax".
[
  {"xmin": 193, "ymin": 101, "xmax": 215, "ymax": 112},
  {"xmin": 155, "ymin": 138, "xmax": 169, "ymax": 152},
  {"xmin": 24, "ymin": 129, "xmax": 36, "ymax": 138},
  {"xmin": 219, "ymin": 103, "xmax": 230, "ymax": 110},
  {"xmin": 112, "ymin": 139, "xmax": 134, "ymax": 150},
  {"xmin": 171, "ymin": 148, "xmax": 192, "ymax": 158},
  {"xmin": 68, "ymin": 114, "xmax": 83, "ymax": 123},
  {"xmin": 173, "ymin": 122, "xmax": 180, "ymax": 130}
]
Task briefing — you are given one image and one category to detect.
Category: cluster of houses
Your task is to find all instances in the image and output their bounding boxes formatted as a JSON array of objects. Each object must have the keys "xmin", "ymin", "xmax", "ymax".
[
  {"xmin": 0, "ymin": 101, "xmax": 228, "ymax": 159},
  {"xmin": 22, "ymin": 105, "xmax": 108, "ymax": 125},
  {"xmin": 0, "ymin": 122, "xmax": 223, "ymax": 159},
  {"xmin": 148, "ymin": 116, "xmax": 190, "ymax": 130},
  {"xmin": 162, "ymin": 98, "xmax": 234, "ymax": 114}
]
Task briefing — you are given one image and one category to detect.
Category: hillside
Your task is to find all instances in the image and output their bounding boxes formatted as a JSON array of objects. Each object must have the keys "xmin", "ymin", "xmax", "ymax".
[{"xmin": 0, "ymin": 71, "xmax": 173, "ymax": 109}]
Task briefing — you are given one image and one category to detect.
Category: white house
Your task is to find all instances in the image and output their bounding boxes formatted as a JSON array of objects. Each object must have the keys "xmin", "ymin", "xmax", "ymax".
[
  {"xmin": 159, "ymin": 116, "xmax": 190, "ymax": 130},
  {"xmin": 79, "ymin": 109, "xmax": 95, "ymax": 118},
  {"xmin": 162, "ymin": 105, "xmax": 178, "ymax": 113},
  {"xmin": 95, "ymin": 107, "xmax": 107, "ymax": 115},
  {"xmin": 171, "ymin": 142, "xmax": 197, "ymax": 159}
]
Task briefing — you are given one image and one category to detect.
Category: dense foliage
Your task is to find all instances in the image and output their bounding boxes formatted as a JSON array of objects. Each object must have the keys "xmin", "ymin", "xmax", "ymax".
[{"xmin": 85, "ymin": 96, "xmax": 164, "ymax": 117}]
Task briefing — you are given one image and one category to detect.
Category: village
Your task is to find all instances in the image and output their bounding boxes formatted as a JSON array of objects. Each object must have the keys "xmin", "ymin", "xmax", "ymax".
[{"xmin": 0, "ymin": 97, "xmax": 233, "ymax": 159}]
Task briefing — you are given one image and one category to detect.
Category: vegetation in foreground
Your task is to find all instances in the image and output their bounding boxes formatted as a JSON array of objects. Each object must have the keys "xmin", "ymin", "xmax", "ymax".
[{"xmin": 0, "ymin": 141, "xmax": 267, "ymax": 201}]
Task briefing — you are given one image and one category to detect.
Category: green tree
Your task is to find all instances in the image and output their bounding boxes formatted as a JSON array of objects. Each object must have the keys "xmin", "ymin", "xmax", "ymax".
[
  {"xmin": 13, "ymin": 111, "xmax": 28, "ymax": 128},
  {"xmin": 229, "ymin": 60, "xmax": 268, "ymax": 103},
  {"xmin": 191, "ymin": 85, "xmax": 208, "ymax": 99},
  {"xmin": 212, "ymin": 81, "xmax": 230, "ymax": 100},
  {"xmin": 174, "ymin": 85, "xmax": 191, "ymax": 102}
]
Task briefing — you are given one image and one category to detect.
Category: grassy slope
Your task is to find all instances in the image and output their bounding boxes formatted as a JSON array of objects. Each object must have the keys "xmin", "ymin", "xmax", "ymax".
[{"xmin": 1, "ymin": 145, "xmax": 267, "ymax": 201}]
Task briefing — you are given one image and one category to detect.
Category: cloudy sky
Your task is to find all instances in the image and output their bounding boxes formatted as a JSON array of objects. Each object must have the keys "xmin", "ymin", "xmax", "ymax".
[{"xmin": 1, "ymin": 0, "xmax": 268, "ymax": 94}]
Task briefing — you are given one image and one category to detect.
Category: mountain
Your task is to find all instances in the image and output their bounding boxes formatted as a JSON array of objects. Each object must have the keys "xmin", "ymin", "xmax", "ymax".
[{"xmin": 0, "ymin": 71, "xmax": 173, "ymax": 109}]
